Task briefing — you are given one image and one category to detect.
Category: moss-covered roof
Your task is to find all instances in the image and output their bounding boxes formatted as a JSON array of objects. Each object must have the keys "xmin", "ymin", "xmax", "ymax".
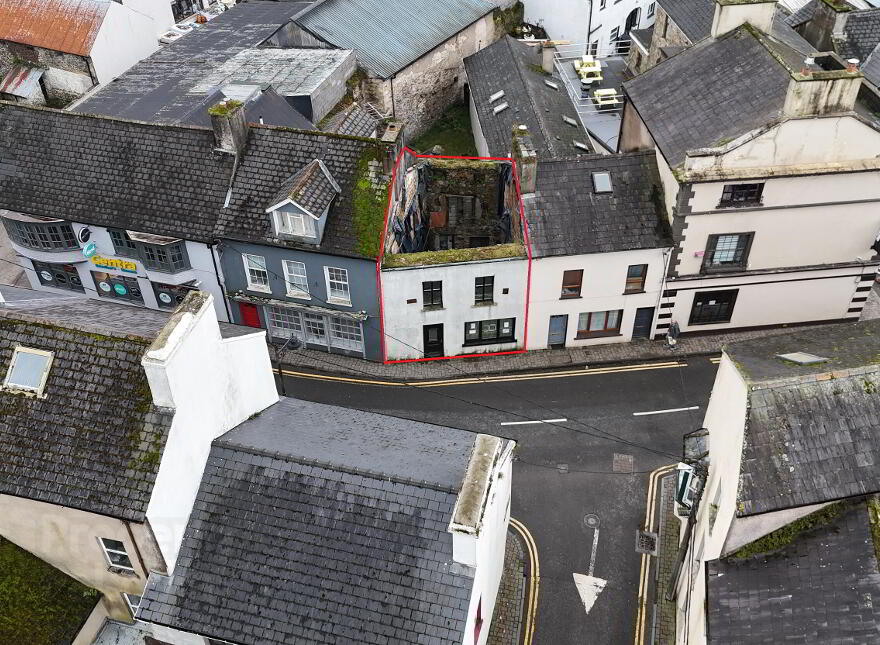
[
  {"xmin": 383, "ymin": 243, "xmax": 525, "ymax": 268},
  {"xmin": 0, "ymin": 537, "xmax": 100, "ymax": 645}
]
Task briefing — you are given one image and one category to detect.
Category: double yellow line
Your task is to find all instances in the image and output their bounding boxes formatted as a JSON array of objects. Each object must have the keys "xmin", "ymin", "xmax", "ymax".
[
  {"xmin": 634, "ymin": 463, "xmax": 677, "ymax": 645},
  {"xmin": 509, "ymin": 517, "xmax": 540, "ymax": 645},
  {"xmin": 273, "ymin": 360, "xmax": 687, "ymax": 388}
]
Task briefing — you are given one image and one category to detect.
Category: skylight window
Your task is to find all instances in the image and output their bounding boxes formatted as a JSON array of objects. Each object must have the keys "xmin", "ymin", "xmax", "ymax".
[
  {"xmin": 3, "ymin": 347, "xmax": 53, "ymax": 397},
  {"xmin": 493, "ymin": 102, "xmax": 509, "ymax": 115},
  {"xmin": 592, "ymin": 172, "xmax": 613, "ymax": 193},
  {"xmin": 776, "ymin": 352, "xmax": 829, "ymax": 365},
  {"xmin": 563, "ymin": 116, "xmax": 578, "ymax": 126},
  {"xmin": 489, "ymin": 90, "xmax": 505, "ymax": 103},
  {"xmin": 545, "ymin": 80, "xmax": 559, "ymax": 90}
]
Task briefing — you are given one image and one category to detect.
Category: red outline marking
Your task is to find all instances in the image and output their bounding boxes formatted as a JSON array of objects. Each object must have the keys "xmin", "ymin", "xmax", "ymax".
[{"xmin": 376, "ymin": 148, "xmax": 533, "ymax": 364}]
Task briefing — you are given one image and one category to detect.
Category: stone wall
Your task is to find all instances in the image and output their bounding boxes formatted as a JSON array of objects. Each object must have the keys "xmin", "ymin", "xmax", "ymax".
[
  {"xmin": 0, "ymin": 40, "xmax": 95, "ymax": 105},
  {"xmin": 642, "ymin": 7, "xmax": 691, "ymax": 71}
]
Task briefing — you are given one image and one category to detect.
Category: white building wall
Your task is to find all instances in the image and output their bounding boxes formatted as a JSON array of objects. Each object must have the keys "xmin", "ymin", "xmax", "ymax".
[
  {"xmin": 469, "ymin": 91, "xmax": 490, "ymax": 157},
  {"xmin": 381, "ymin": 258, "xmax": 529, "ymax": 360},
  {"xmin": 527, "ymin": 248, "xmax": 669, "ymax": 349},
  {"xmin": 121, "ymin": 0, "xmax": 175, "ymax": 33},
  {"xmin": 89, "ymin": 2, "xmax": 163, "ymax": 84},
  {"xmin": 143, "ymin": 293, "xmax": 279, "ymax": 572}
]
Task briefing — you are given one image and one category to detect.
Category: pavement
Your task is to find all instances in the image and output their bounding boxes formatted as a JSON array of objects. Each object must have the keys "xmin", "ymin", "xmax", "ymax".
[
  {"xmin": 277, "ymin": 355, "xmax": 718, "ymax": 644},
  {"xmin": 652, "ymin": 475, "xmax": 680, "ymax": 644},
  {"xmin": 488, "ymin": 529, "xmax": 526, "ymax": 645}
]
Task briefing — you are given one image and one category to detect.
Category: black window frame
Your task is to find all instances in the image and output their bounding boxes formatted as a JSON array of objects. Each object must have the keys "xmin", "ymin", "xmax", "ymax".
[
  {"xmin": 108, "ymin": 229, "xmax": 191, "ymax": 273},
  {"xmin": 624, "ymin": 264, "xmax": 648, "ymax": 293},
  {"xmin": 3, "ymin": 217, "xmax": 78, "ymax": 251},
  {"xmin": 647, "ymin": 1, "xmax": 656, "ymax": 16},
  {"xmin": 689, "ymin": 290, "xmax": 738, "ymax": 325},
  {"xmin": 718, "ymin": 183, "xmax": 764, "ymax": 208},
  {"xmin": 422, "ymin": 280, "xmax": 443, "ymax": 307},
  {"xmin": 32, "ymin": 260, "xmax": 84, "ymax": 293},
  {"xmin": 109, "ymin": 229, "xmax": 138, "ymax": 257},
  {"xmin": 701, "ymin": 233, "xmax": 753, "ymax": 273},
  {"xmin": 463, "ymin": 318, "xmax": 516, "ymax": 346},
  {"xmin": 475, "ymin": 276, "xmax": 495, "ymax": 304},
  {"xmin": 561, "ymin": 269, "xmax": 584, "ymax": 299}
]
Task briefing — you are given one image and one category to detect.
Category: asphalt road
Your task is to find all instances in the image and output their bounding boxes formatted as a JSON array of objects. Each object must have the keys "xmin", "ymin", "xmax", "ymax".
[{"xmin": 277, "ymin": 357, "xmax": 718, "ymax": 645}]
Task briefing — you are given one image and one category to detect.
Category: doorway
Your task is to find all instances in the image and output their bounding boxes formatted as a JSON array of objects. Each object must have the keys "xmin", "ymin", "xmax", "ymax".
[
  {"xmin": 632, "ymin": 307, "xmax": 655, "ymax": 338},
  {"xmin": 548, "ymin": 315, "xmax": 568, "ymax": 348},
  {"xmin": 239, "ymin": 302, "xmax": 261, "ymax": 328},
  {"xmin": 423, "ymin": 324, "xmax": 444, "ymax": 358},
  {"xmin": 624, "ymin": 7, "xmax": 640, "ymax": 35}
]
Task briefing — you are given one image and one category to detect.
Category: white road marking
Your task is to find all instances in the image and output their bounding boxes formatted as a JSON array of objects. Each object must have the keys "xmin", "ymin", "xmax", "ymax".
[
  {"xmin": 632, "ymin": 406, "xmax": 699, "ymax": 417},
  {"xmin": 499, "ymin": 418, "xmax": 568, "ymax": 426},
  {"xmin": 573, "ymin": 573, "xmax": 607, "ymax": 615},
  {"xmin": 588, "ymin": 526, "xmax": 600, "ymax": 576}
]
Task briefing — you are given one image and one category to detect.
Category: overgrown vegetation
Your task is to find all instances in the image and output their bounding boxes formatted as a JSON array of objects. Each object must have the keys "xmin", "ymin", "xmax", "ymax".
[
  {"xmin": 207, "ymin": 100, "xmax": 242, "ymax": 116},
  {"xmin": 730, "ymin": 501, "xmax": 845, "ymax": 560},
  {"xmin": 352, "ymin": 146, "xmax": 388, "ymax": 258},
  {"xmin": 384, "ymin": 243, "xmax": 525, "ymax": 268},
  {"xmin": 318, "ymin": 66, "xmax": 369, "ymax": 129},
  {"xmin": 493, "ymin": 1, "xmax": 525, "ymax": 36},
  {"xmin": 410, "ymin": 102, "xmax": 478, "ymax": 157},
  {"xmin": 868, "ymin": 496, "xmax": 880, "ymax": 566},
  {"xmin": 0, "ymin": 537, "xmax": 100, "ymax": 645}
]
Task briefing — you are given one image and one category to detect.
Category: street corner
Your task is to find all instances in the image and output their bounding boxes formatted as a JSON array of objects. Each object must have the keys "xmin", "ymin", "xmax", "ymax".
[{"xmin": 489, "ymin": 519, "xmax": 539, "ymax": 645}]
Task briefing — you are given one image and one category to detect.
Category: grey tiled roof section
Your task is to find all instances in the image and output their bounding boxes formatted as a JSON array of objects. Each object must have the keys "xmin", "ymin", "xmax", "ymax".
[
  {"xmin": 217, "ymin": 397, "xmax": 475, "ymax": 491},
  {"xmin": 217, "ymin": 126, "xmax": 378, "ymax": 257},
  {"xmin": 323, "ymin": 102, "xmax": 379, "ymax": 137},
  {"xmin": 629, "ymin": 26, "xmax": 655, "ymax": 50},
  {"xmin": 464, "ymin": 37, "xmax": 592, "ymax": 158},
  {"xmin": 296, "ymin": 0, "xmax": 494, "ymax": 78},
  {"xmin": 837, "ymin": 9, "xmax": 880, "ymax": 85},
  {"xmin": 138, "ymin": 441, "xmax": 474, "ymax": 645},
  {"xmin": 724, "ymin": 319, "xmax": 880, "ymax": 383},
  {"xmin": 785, "ymin": 0, "xmax": 817, "ymax": 26},
  {"xmin": 737, "ymin": 372, "xmax": 880, "ymax": 516},
  {"xmin": 525, "ymin": 151, "xmax": 672, "ymax": 257},
  {"xmin": 75, "ymin": 1, "xmax": 312, "ymax": 123},
  {"xmin": 769, "ymin": 11, "xmax": 816, "ymax": 55},
  {"xmin": 0, "ymin": 103, "xmax": 232, "ymax": 242},
  {"xmin": 707, "ymin": 501, "xmax": 880, "ymax": 643},
  {"xmin": 0, "ymin": 300, "xmax": 173, "ymax": 521},
  {"xmin": 179, "ymin": 86, "xmax": 316, "ymax": 131},
  {"xmin": 267, "ymin": 159, "xmax": 340, "ymax": 216},
  {"xmin": 623, "ymin": 28, "xmax": 790, "ymax": 168},
  {"xmin": 660, "ymin": 0, "xmax": 714, "ymax": 41}
]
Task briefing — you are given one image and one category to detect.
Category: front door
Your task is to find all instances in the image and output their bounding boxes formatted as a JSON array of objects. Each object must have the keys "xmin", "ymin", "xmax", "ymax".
[
  {"xmin": 548, "ymin": 315, "xmax": 568, "ymax": 347},
  {"xmin": 239, "ymin": 302, "xmax": 261, "ymax": 328},
  {"xmin": 423, "ymin": 324, "xmax": 444, "ymax": 358},
  {"xmin": 633, "ymin": 307, "xmax": 655, "ymax": 338}
]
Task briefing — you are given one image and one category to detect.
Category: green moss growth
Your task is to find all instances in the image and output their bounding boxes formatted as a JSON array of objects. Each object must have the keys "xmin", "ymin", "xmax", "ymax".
[
  {"xmin": 730, "ymin": 501, "xmax": 844, "ymax": 560},
  {"xmin": 318, "ymin": 67, "xmax": 370, "ymax": 129},
  {"xmin": 820, "ymin": 0, "xmax": 853, "ymax": 11},
  {"xmin": 528, "ymin": 63, "xmax": 551, "ymax": 76},
  {"xmin": 410, "ymin": 102, "xmax": 478, "ymax": 156},
  {"xmin": 865, "ymin": 378, "xmax": 877, "ymax": 394},
  {"xmin": 352, "ymin": 146, "xmax": 388, "ymax": 258},
  {"xmin": 207, "ymin": 100, "xmax": 243, "ymax": 116},
  {"xmin": 493, "ymin": 1, "xmax": 525, "ymax": 36},
  {"xmin": 0, "ymin": 537, "xmax": 100, "ymax": 645},
  {"xmin": 868, "ymin": 496, "xmax": 880, "ymax": 565},
  {"xmin": 383, "ymin": 243, "xmax": 525, "ymax": 268}
]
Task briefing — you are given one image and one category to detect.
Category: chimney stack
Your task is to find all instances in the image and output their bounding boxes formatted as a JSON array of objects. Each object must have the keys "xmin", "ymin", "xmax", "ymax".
[
  {"xmin": 783, "ymin": 54, "xmax": 862, "ymax": 117},
  {"xmin": 710, "ymin": 0, "xmax": 776, "ymax": 38},
  {"xmin": 542, "ymin": 43, "xmax": 556, "ymax": 74},
  {"xmin": 209, "ymin": 100, "xmax": 248, "ymax": 155},
  {"xmin": 512, "ymin": 125, "xmax": 538, "ymax": 195}
]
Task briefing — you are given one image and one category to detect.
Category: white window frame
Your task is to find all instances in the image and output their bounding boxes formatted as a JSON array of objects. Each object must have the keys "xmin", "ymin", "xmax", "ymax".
[
  {"xmin": 98, "ymin": 537, "xmax": 135, "ymax": 572},
  {"xmin": 242, "ymin": 253, "xmax": 271, "ymax": 293},
  {"xmin": 282, "ymin": 260, "xmax": 310, "ymax": 299},
  {"xmin": 123, "ymin": 593, "xmax": 141, "ymax": 618},
  {"xmin": 324, "ymin": 267, "xmax": 351, "ymax": 306},
  {"xmin": 276, "ymin": 210, "xmax": 312, "ymax": 237},
  {"xmin": 2, "ymin": 346, "xmax": 53, "ymax": 398}
]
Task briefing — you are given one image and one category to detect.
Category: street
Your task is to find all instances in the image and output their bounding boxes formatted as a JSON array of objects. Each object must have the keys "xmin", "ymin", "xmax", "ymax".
[{"xmin": 277, "ymin": 356, "xmax": 718, "ymax": 645}]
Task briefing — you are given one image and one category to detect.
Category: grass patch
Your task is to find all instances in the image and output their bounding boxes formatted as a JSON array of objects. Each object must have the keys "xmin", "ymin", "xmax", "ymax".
[
  {"xmin": 410, "ymin": 102, "xmax": 478, "ymax": 157},
  {"xmin": 0, "ymin": 537, "xmax": 100, "ymax": 645},
  {"xmin": 384, "ymin": 243, "xmax": 524, "ymax": 268},
  {"xmin": 730, "ymin": 501, "xmax": 845, "ymax": 560},
  {"xmin": 352, "ymin": 146, "xmax": 389, "ymax": 258}
]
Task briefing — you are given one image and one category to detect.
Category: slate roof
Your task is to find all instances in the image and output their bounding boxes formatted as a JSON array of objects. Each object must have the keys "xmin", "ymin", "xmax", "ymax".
[
  {"xmin": 785, "ymin": 0, "xmax": 817, "ymax": 26},
  {"xmin": 267, "ymin": 158, "xmax": 341, "ymax": 215},
  {"xmin": 837, "ymin": 8, "xmax": 880, "ymax": 85},
  {"xmin": 139, "ymin": 397, "xmax": 483, "ymax": 645},
  {"xmin": 0, "ymin": 0, "xmax": 108, "ymax": 57},
  {"xmin": 623, "ymin": 27, "xmax": 792, "ymax": 168},
  {"xmin": 707, "ymin": 500, "xmax": 880, "ymax": 643},
  {"xmin": 525, "ymin": 151, "xmax": 672, "ymax": 257},
  {"xmin": 629, "ymin": 26, "xmax": 655, "ymax": 51},
  {"xmin": 75, "ymin": 1, "xmax": 313, "ymax": 124},
  {"xmin": 465, "ymin": 37, "xmax": 593, "ymax": 158},
  {"xmin": 0, "ymin": 294, "xmax": 174, "ymax": 522},
  {"xmin": 322, "ymin": 102, "xmax": 379, "ymax": 137},
  {"xmin": 178, "ymin": 86, "xmax": 316, "ymax": 131},
  {"xmin": 296, "ymin": 0, "xmax": 495, "ymax": 78},
  {"xmin": 661, "ymin": 0, "xmax": 715, "ymax": 41}
]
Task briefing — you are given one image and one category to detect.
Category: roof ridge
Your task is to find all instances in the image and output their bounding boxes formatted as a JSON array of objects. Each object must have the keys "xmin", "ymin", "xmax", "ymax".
[
  {"xmin": 0, "ymin": 306, "xmax": 158, "ymax": 344},
  {"xmin": 214, "ymin": 439, "xmax": 462, "ymax": 494},
  {"xmin": 507, "ymin": 37, "xmax": 560, "ymax": 155}
]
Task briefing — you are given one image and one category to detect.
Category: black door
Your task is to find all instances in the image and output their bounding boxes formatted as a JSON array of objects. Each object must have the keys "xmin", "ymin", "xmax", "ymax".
[
  {"xmin": 423, "ymin": 324, "xmax": 444, "ymax": 358},
  {"xmin": 633, "ymin": 307, "xmax": 655, "ymax": 338}
]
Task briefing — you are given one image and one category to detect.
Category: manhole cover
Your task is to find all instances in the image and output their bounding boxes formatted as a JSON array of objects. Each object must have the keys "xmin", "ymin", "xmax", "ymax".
[
  {"xmin": 636, "ymin": 530, "xmax": 658, "ymax": 555},
  {"xmin": 583, "ymin": 513, "xmax": 601, "ymax": 529},
  {"xmin": 557, "ymin": 463, "xmax": 569, "ymax": 474},
  {"xmin": 613, "ymin": 453, "xmax": 634, "ymax": 473}
]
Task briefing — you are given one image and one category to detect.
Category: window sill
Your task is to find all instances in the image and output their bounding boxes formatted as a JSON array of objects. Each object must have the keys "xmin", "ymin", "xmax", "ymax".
[
  {"xmin": 575, "ymin": 330, "xmax": 622, "ymax": 339},
  {"xmin": 463, "ymin": 337, "xmax": 516, "ymax": 347},
  {"xmin": 623, "ymin": 289, "xmax": 645, "ymax": 295},
  {"xmin": 423, "ymin": 305, "xmax": 444, "ymax": 311},
  {"xmin": 246, "ymin": 285, "xmax": 272, "ymax": 294},
  {"xmin": 473, "ymin": 300, "xmax": 496, "ymax": 307},
  {"xmin": 688, "ymin": 319, "xmax": 732, "ymax": 326},
  {"xmin": 327, "ymin": 297, "xmax": 352, "ymax": 307},
  {"xmin": 699, "ymin": 266, "xmax": 747, "ymax": 275},
  {"xmin": 286, "ymin": 291, "xmax": 311, "ymax": 300},
  {"xmin": 716, "ymin": 201, "xmax": 762, "ymax": 209},
  {"xmin": 560, "ymin": 294, "xmax": 582, "ymax": 300}
]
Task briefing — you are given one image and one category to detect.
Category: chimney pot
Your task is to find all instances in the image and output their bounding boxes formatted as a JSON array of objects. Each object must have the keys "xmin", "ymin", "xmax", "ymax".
[
  {"xmin": 847, "ymin": 58, "xmax": 860, "ymax": 72},
  {"xmin": 209, "ymin": 100, "xmax": 249, "ymax": 155}
]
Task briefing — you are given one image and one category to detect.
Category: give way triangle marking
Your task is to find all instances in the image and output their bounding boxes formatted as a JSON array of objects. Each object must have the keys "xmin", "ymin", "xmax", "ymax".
[{"xmin": 573, "ymin": 518, "xmax": 607, "ymax": 615}]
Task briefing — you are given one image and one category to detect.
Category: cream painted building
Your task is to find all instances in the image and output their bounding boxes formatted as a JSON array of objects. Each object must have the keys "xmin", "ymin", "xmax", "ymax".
[
  {"xmin": 621, "ymin": 0, "xmax": 880, "ymax": 339},
  {"xmin": 0, "ymin": 287, "xmax": 277, "ymax": 642},
  {"xmin": 666, "ymin": 320, "xmax": 880, "ymax": 644}
]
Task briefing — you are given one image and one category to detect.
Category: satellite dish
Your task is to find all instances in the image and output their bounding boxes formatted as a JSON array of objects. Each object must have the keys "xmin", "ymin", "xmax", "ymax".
[{"xmin": 77, "ymin": 227, "xmax": 91, "ymax": 244}]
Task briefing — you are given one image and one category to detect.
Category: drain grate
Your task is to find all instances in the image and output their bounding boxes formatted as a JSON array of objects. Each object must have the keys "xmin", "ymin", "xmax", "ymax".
[
  {"xmin": 557, "ymin": 463, "xmax": 569, "ymax": 474},
  {"xmin": 613, "ymin": 453, "xmax": 634, "ymax": 473},
  {"xmin": 636, "ymin": 530, "xmax": 659, "ymax": 555}
]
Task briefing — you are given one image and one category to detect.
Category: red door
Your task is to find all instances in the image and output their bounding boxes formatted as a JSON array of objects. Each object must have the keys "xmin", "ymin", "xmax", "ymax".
[{"xmin": 239, "ymin": 303, "xmax": 261, "ymax": 328}]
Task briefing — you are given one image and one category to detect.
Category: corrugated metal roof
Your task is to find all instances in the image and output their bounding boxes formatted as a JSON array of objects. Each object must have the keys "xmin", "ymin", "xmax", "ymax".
[
  {"xmin": 0, "ymin": 66, "xmax": 43, "ymax": 99},
  {"xmin": 296, "ymin": 0, "xmax": 495, "ymax": 78},
  {"xmin": 0, "ymin": 0, "xmax": 109, "ymax": 57}
]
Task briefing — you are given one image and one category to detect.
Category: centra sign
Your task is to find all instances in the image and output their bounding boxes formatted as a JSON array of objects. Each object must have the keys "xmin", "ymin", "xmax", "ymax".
[{"xmin": 91, "ymin": 255, "xmax": 137, "ymax": 274}]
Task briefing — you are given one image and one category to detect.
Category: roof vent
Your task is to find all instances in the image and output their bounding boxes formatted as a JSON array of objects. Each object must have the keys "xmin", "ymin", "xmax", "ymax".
[
  {"xmin": 592, "ymin": 171, "xmax": 612, "ymax": 192},
  {"xmin": 776, "ymin": 352, "xmax": 829, "ymax": 365},
  {"xmin": 489, "ymin": 90, "xmax": 505, "ymax": 103},
  {"xmin": 545, "ymin": 80, "xmax": 559, "ymax": 90},
  {"xmin": 573, "ymin": 140, "xmax": 590, "ymax": 151},
  {"xmin": 563, "ymin": 116, "xmax": 578, "ymax": 126},
  {"xmin": 493, "ymin": 102, "xmax": 509, "ymax": 115}
]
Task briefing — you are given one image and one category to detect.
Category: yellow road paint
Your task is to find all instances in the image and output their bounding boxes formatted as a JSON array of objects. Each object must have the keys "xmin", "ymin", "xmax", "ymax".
[{"xmin": 510, "ymin": 517, "xmax": 540, "ymax": 645}]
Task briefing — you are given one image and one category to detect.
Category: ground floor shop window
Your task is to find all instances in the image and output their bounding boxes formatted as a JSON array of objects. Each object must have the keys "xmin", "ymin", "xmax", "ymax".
[
  {"xmin": 153, "ymin": 282, "xmax": 195, "ymax": 310},
  {"xmin": 33, "ymin": 261, "xmax": 84, "ymax": 292},
  {"xmin": 91, "ymin": 271, "xmax": 143, "ymax": 304},
  {"xmin": 265, "ymin": 305, "xmax": 364, "ymax": 353},
  {"xmin": 576, "ymin": 310, "xmax": 622, "ymax": 338},
  {"xmin": 464, "ymin": 318, "xmax": 515, "ymax": 345}
]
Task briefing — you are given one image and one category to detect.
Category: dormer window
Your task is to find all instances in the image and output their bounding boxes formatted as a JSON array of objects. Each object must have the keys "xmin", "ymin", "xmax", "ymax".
[
  {"xmin": 266, "ymin": 159, "xmax": 341, "ymax": 243},
  {"xmin": 276, "ymin": 211, "xmax": 313, "ymax": 237},
  {"xmin": 3, "ymin": 347, "xmax": 53, "ymax": 398}
]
